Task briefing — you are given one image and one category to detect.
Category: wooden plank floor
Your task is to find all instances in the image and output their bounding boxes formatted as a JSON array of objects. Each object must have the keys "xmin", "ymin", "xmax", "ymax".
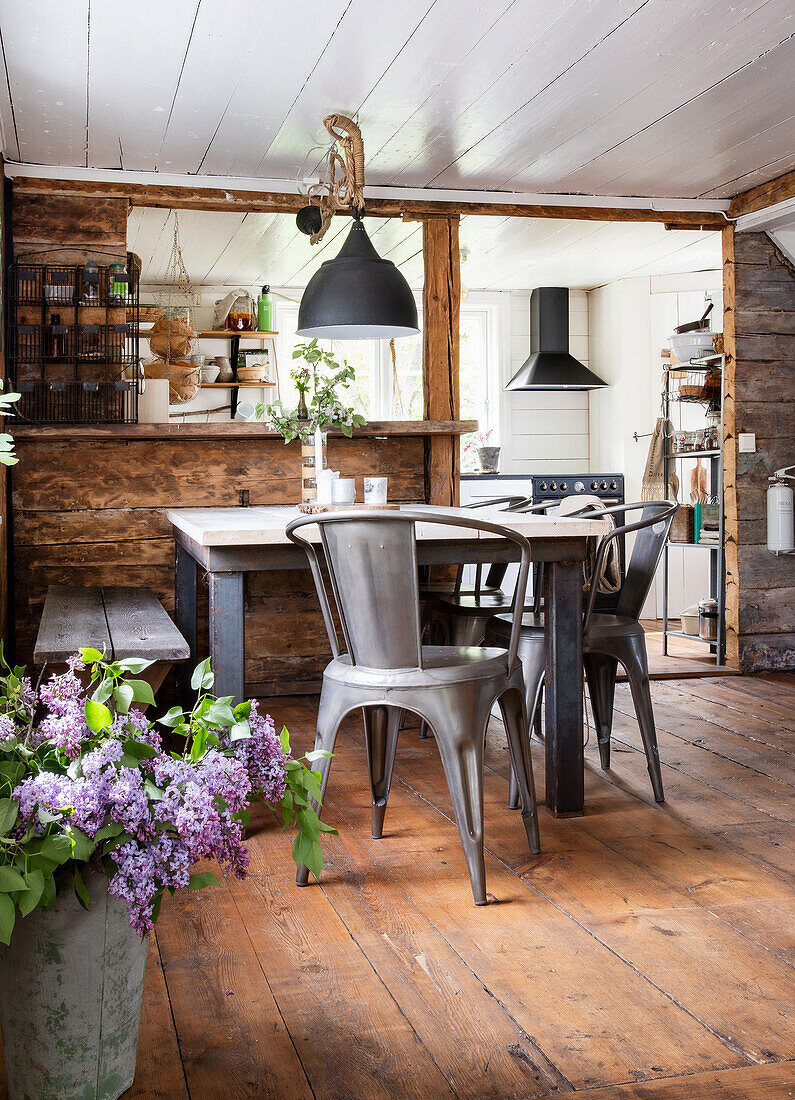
[{"xmin": 6, "ymin": 672, "xmax": 794, "ymax": 1098}]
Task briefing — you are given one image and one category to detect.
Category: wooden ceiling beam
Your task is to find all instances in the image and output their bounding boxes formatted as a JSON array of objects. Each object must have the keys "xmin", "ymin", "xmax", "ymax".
[
  {"xmin": 728, "ymin": 167, "xmax": 795, "ymax": 219},
  {"xmin": 10, "ymin": 176, "xmax": 725, "ymax": 230}
]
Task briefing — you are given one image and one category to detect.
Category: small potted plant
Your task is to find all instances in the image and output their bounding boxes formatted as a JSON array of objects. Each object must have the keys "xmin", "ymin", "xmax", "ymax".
[
  {"xmin": 465, "ymin": 430, "xmax": 501, "ymax": 474},
  {"xmin": 0, "ymin": 648, "xmax": 334, "ymax": 1100},
  {"xmin": 258, "ymin": 340, "xmax": 366, "ymax": 503}
]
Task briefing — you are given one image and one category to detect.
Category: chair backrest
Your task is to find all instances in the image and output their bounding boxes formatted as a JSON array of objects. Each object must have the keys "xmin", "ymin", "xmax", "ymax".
[
  {"xmin": 584, "ymin": 501, "xmax": 679, "ymax": 625},
  {"xmin": 461, "ymin": 496, "xmax": 530, "ymax": 593},
  {"xmin": 287, "ymin": 508, "xmax": 532, "ymax": 672}
]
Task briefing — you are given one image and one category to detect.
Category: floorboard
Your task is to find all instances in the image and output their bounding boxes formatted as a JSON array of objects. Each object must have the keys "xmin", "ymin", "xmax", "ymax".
[{"xmin": 1, "ymin": 671, "xmax": 791, "ymax": 1099}]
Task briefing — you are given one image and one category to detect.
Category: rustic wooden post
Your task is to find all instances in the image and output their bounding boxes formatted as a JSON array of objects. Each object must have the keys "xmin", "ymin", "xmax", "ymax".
[
  {"xmin": 722, "ymin": 223, "xmax": 795, "ymax": 671},
  {"xmin": 422, "ymin": 216, "xmax": 461, "ymax": 506}
]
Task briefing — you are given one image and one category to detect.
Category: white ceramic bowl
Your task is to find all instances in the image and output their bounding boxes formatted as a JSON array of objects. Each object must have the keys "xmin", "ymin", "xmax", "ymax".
[
  {"xmin": 200, "ymin": 365, "xmax": 220, "ymax": 383},
  {"xmin": 669, "ymin": 332, "xmax": 714, "ymax": 364}
]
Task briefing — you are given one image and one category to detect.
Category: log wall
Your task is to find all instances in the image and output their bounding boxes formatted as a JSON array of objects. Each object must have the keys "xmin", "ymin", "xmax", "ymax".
[
  {"xmin": 7, "ymin": 185, "xmax": 468, "ymax": 692},
  {"xmin": 723, "ymin": 228, "xmax": 795, "ymax": 671}
]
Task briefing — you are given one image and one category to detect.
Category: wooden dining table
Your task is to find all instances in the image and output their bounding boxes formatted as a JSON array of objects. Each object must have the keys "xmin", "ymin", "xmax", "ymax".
[{"xmin": 167, "ymin": 505, "xmax": 609, "ymax": 816}]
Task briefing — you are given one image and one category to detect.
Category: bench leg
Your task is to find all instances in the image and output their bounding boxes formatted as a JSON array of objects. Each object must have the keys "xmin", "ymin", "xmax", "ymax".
[
  {"xmin": 209, "ymin": 571, "xmax": 245, "ymax": 704},
  {"xmin": 175, "ymin": 544, "xmax": 198, "ymax": 704}
]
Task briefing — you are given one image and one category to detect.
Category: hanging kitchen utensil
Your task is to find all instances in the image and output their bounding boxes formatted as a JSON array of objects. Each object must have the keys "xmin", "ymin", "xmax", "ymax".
[{"xmin": 674, "ymin": 302, "xmax": 714, "ymax": 334}]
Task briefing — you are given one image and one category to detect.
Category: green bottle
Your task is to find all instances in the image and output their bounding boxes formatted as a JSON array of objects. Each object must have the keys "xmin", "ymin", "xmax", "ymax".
[{"xmin": 257, "ymin": 285, "xmax": 273, "ymax": 332}]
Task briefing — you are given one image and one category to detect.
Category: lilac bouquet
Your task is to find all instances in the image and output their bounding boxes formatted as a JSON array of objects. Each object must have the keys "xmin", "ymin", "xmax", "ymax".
[{"xmin": 0, "ymin": 648, "xmax": 334, "ymax": 942}]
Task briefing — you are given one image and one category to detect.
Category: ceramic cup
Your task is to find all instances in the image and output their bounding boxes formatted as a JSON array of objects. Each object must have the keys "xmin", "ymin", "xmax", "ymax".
[
  {"xmin": 316, "ymin": 468, "xmax": 340, "ymax": 506},
  {"xmin": 363, "ymin": 476, "xmax": 388, "ymax": 505},
  {"xmin": 330, "ymin": 478, "xmax": 356, "ymax": 505},
  {"xmin": 234, "ymin": 401, "xmax": 257, "ymax": 422}
]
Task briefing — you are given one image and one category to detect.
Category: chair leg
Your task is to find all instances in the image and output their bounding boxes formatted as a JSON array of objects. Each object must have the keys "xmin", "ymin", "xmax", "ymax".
[
  {"xmin": 422, "ymin": 695, "xmax": 489, "ymax": 905},
  {"xmin": 363, "ymin": 705, "xmax": 401, "ymax": 839},
  {"xmin": 624, "ymin": 647, "xmax": 665, "ymax": 803},
  {"xmin": 418, "ymin": 720, "xmax": 429, "ymax": 739},
  {"xmin": 296, "ymin": 692, "xmax": 345, "ymax": 887},
  {"xmin": 498, "ymin": 688, "xmax": 541, "ymax": 855},
  {"xmin": 584, "ymin": 654, "xmax": 618, "ymax": 770}
]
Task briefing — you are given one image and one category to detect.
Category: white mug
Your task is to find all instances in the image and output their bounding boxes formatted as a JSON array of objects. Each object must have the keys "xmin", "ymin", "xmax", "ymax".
[
  {"xmin": 363, "ymin": 476, "xmax": 388, "ymax": 505},
  {"xmin": 234, "ymin": 401, "xmax": 257, "ymax": 422},
  {"xmin": 330, "ymin": 478, "xmax": 356, "ymax": 505}
]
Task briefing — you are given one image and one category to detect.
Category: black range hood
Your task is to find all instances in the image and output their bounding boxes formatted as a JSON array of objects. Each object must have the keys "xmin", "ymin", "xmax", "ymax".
[{"xmin": 505, "ymin": 286, "xmax": 607, "ymax": 390}]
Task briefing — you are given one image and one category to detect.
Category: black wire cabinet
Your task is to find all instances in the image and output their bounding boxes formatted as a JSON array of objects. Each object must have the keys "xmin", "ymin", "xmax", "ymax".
[{"xmin": 7, "ymin": 257, "xmax": 140, "ymax": 424}]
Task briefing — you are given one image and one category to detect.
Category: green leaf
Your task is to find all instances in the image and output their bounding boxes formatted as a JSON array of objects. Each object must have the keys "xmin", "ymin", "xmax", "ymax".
[
  {"xmin": 157, "ymin": 706, "xmax": 185, "ymax": 728},
  {"xmin": 0, "ymin": 798, "xmax": 19, "ymax": 837},
  {"xmin": 80, "ymin": 647, "xmax": 105, "ymax": 664},
  {"xmin": 291, "ymin": 831, "xmax": 313, "ymax": 869},
  {"xmin": 113, "ymin": 684, "xmax": 134, "ymax": 714},
  {"xmin": 41, "ymin": 874, "xmax": 56, "ymax": 908},
  {"xmin": 305, "ymin": 749, "xmax": 333, "ymax": 762},
  {"xmin": 318, "ymin": 820, "xmax": 338, "ymax": 835},
  {"xmin": 0, "ymin": 893, "xmax": 15, "ymax": 945},
  {"xmin": 91, "ymin": 679, "xmax": 114, "ymax": 705},
  {"xmin": 233, "ymin": 700, "xmax": 252, "ymax": 720},
  {"xmin": 0, "ymin": 866, "xmax": 27, "ymax": 892},
  {"xmin": 117, "ymin": 658, "xmax": 154, "ymax": 674},
  {"xmin": 229, "ymin": 721, "xmax": 250, "ymax": 742},
  {"xmin": 128, "ymin": 679, "xmax": 156, "ymax": 707},
  {"xmin": 84, "ymin": 698, "xmax": 112, "ymax": 733},
  {"xmin": 66, "ymin": 826, "xmax": 95, "ymax": 862},
  {"xmin": 94, "ymin": 822, "xmax": 124, "ymax": 842},
  {"xmin": 279, "ymin": 726, "xmax": 291, "ymax": 754},
  {"xmin": 304, "ymin": 840, "xmax": 324, "ymax": 882},
  {"xmin": 39, "ymin": 835, "xmax": 73, "ymax": 865},
  {"xmin": 73, "ymin": 869, "xmax": 90, "ymax": 911},
  {"xmin": 151, "ymin": 891, "xmax": 163, "ymax": 924},
  {"xmin": 143, "ymin": 779, "xmax": 164, "ymax": 801},
  {"xmin": 121, "ymin": 738, "xmax": 158, "ymax": 760},
  {"xmin": 187, "ymin": 871, "xmax": 218, "ymax": 891},
  {"xmin": 19, "ymin": 869, "xmax": 45, "ymax": 917},
  {"xmin": 191, "ymin": 658, "xmax": 214, "ymax": 691}
]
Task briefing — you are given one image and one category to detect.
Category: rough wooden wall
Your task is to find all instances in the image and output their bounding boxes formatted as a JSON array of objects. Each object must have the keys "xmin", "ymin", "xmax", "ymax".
[
  {"xmin": 723, "ymin": 228, "xmax": 795, "ymax": 671},
  {"xmin": 8, "ymin": 184, "xmax": 428, "ymax": 692},
  {"xmin": 12, "ymin": 433, "xmax": 425, "ymax": 692}
]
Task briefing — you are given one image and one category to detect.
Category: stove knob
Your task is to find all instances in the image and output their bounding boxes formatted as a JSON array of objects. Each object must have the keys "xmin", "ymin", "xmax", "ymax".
[
  {"xmin": 560, "ymin": 481, "xmax": 568, "ymax": 491},
  {"xmin": 610, "ymin": 480, "xmax": 618, "ymax": 491},
  {"xmin": 539, "ymin": 481, "xmax": 548, "ymax": 492},
  {"xmin": 574, "ymin": 481, "xmax": 585, "ymax": 492},
  {"xmin": 601, "ymin": 481, "xmax": 608, "ymax": 490},
  {"xmin": 590, "ymin": 480, "xmax": 599, "ymax": 491},
  {"xmin": 550, "ymin": 481, "xmax": 557, "ymax": 491}
]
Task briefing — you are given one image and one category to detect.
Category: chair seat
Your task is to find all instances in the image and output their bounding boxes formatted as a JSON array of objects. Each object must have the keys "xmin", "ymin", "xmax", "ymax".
[
  {"xmin": 323, "ymin": 645, "xmax": 512, "ymax": 690},
  {"xmin": 488, "ymin": 611, "xmax": 545, "ymax": 641},
  {"xmin": 433, "ymin": 591, "xmax": 515, "ymax": 616}
]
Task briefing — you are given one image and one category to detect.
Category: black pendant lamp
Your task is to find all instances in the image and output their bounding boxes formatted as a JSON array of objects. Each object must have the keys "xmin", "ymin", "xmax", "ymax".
[{"xmin": 297, "ymin": 209, "xmax": 419, "ymax": 340}]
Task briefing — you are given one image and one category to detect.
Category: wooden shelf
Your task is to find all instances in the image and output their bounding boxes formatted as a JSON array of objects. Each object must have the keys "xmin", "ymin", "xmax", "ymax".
[
  {"xmin": 200, "ymin": 382, "xmax": 276, "ymax": 389},
  {"xmin": 668, "ymin": 449, "xmax": 721, "ymax": 458},
  {"xmin": 14, "ymin": 420, "xmax": 478, "ymax": 442},
  {"xmin": 136, "ymin": 329, "xmax": 278, "ymax": 340}
]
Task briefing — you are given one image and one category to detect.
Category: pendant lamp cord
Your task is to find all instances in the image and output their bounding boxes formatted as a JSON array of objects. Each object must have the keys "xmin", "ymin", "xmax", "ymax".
[{"xmin": 309, "ymin": 114, "xmax": 366, "ymax": 245}]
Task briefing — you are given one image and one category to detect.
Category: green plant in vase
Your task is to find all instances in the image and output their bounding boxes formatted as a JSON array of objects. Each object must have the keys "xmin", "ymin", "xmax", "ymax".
[{"xmin": 258, "ymin": 339, "xmax": 367, "ymax": 443}]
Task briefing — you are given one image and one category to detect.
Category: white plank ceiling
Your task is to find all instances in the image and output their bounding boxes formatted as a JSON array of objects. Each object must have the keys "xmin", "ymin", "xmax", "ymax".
[
  {"xmin": 128, "ymin": 207, "xmax": 722, "ymax": 291},
  {"xmin": 0, "ymin": 0, "xmax": 792, "ymax": 199}
]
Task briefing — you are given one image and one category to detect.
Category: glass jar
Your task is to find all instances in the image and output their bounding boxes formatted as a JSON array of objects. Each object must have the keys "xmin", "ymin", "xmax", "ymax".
[
  {"xmin": 80, "ymin": 260, "xmax": 100, "ymax": 304},
  {"xmin": 108, "ymin": 263, "xmax": 128, "ymax": 304}
]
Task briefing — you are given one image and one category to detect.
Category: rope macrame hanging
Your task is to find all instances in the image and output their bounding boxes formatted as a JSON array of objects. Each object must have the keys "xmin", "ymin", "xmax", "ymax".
[
  {"xmin": 307, "ymin": 114, "xmax": 366, "ymax": 245},
  {"xmin": 145, "ymin": 213, "xmax": 199, "ymax": 404}
]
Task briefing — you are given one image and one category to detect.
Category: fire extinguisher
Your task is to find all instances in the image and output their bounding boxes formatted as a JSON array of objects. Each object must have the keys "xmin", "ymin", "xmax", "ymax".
[{"xmin": 767, "ymin": 465, "xmax": 795, "ymax": 554}]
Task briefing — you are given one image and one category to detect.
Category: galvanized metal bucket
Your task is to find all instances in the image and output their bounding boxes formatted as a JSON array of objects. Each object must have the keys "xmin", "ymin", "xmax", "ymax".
[{"xmin": 0, "ymin": 869, "xmax": 149, "ymax": 1100}]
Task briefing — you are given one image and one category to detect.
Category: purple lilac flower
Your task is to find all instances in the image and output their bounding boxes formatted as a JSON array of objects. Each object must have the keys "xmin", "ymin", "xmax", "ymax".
[
  {"xmin": 219, "ymin": 702, "xmax": 288, "ymax": 804},
  {"xmin": 0, "ymin": 713, "xmax": 18, "ymax": 745},
  {"xmin": 111, "ymin": 708, "xmax": 162, "ymax": 752}
]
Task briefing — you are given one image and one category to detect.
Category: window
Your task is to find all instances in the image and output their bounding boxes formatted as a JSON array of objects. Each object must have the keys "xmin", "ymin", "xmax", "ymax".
[{"xmin": 272, "ymin": 290, "xmax": 504, "ymax": 449}]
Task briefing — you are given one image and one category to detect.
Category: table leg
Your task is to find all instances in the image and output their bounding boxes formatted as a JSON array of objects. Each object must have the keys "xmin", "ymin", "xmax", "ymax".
[
  {"xmin": 208, "ymin": 571, "xmax": 245, "ymax": 704},
  {"xmin": 544, "ymin": 559, "xmax": 584, "ymax": 816},
  {"xmin": 175, "ymin": 543, "xmax": 197, "ymax": 703}
]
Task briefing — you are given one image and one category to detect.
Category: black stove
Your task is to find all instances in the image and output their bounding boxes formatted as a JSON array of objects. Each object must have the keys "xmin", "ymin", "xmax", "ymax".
[
  {"xmin": 530, "ymin": 473, "xmax": 626, "ymax": 610},
  {"xmin": 530, "ymin": 473, "xmax": 623, "ymax": 504}
]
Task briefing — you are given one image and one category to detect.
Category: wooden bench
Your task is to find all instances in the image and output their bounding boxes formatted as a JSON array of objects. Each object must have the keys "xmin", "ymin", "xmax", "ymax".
[{"xmin": 34, "ymin": 586, "xmax": 190, "ymax": 697}]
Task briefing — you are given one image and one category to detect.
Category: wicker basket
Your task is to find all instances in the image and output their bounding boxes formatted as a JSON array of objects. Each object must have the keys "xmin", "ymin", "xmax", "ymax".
[{"xmin": 145, "ymin": 358, "xmax": 200, "ymax": 404}]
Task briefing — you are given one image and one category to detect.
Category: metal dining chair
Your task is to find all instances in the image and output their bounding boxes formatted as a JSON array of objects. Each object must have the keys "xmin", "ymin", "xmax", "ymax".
[
  {"xmin": 286, "ymin": 508, "xmax": 541, "ymax": 905},
  {"xmin": 485, "ymin": 500, "xmax": 679, "ymax": 804},
  {"xmin": 430, "ymin": 500, "xmax": 559, "ymax": 647}
]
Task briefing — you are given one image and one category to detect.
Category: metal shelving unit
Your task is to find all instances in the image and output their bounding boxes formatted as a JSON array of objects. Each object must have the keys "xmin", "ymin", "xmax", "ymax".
[{"xmin": 661, "ymin": 353, "xmax": 726, "ymax": 665}]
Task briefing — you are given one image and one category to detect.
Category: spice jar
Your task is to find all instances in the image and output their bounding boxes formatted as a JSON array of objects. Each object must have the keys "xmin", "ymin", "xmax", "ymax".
[
  {"xmin": 108, "ymin": 262, "xmax": 128, "ymax": 304},
  {"xmin": 80, "ymin": 260, "xmax": 100, "ymax": 304}
]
